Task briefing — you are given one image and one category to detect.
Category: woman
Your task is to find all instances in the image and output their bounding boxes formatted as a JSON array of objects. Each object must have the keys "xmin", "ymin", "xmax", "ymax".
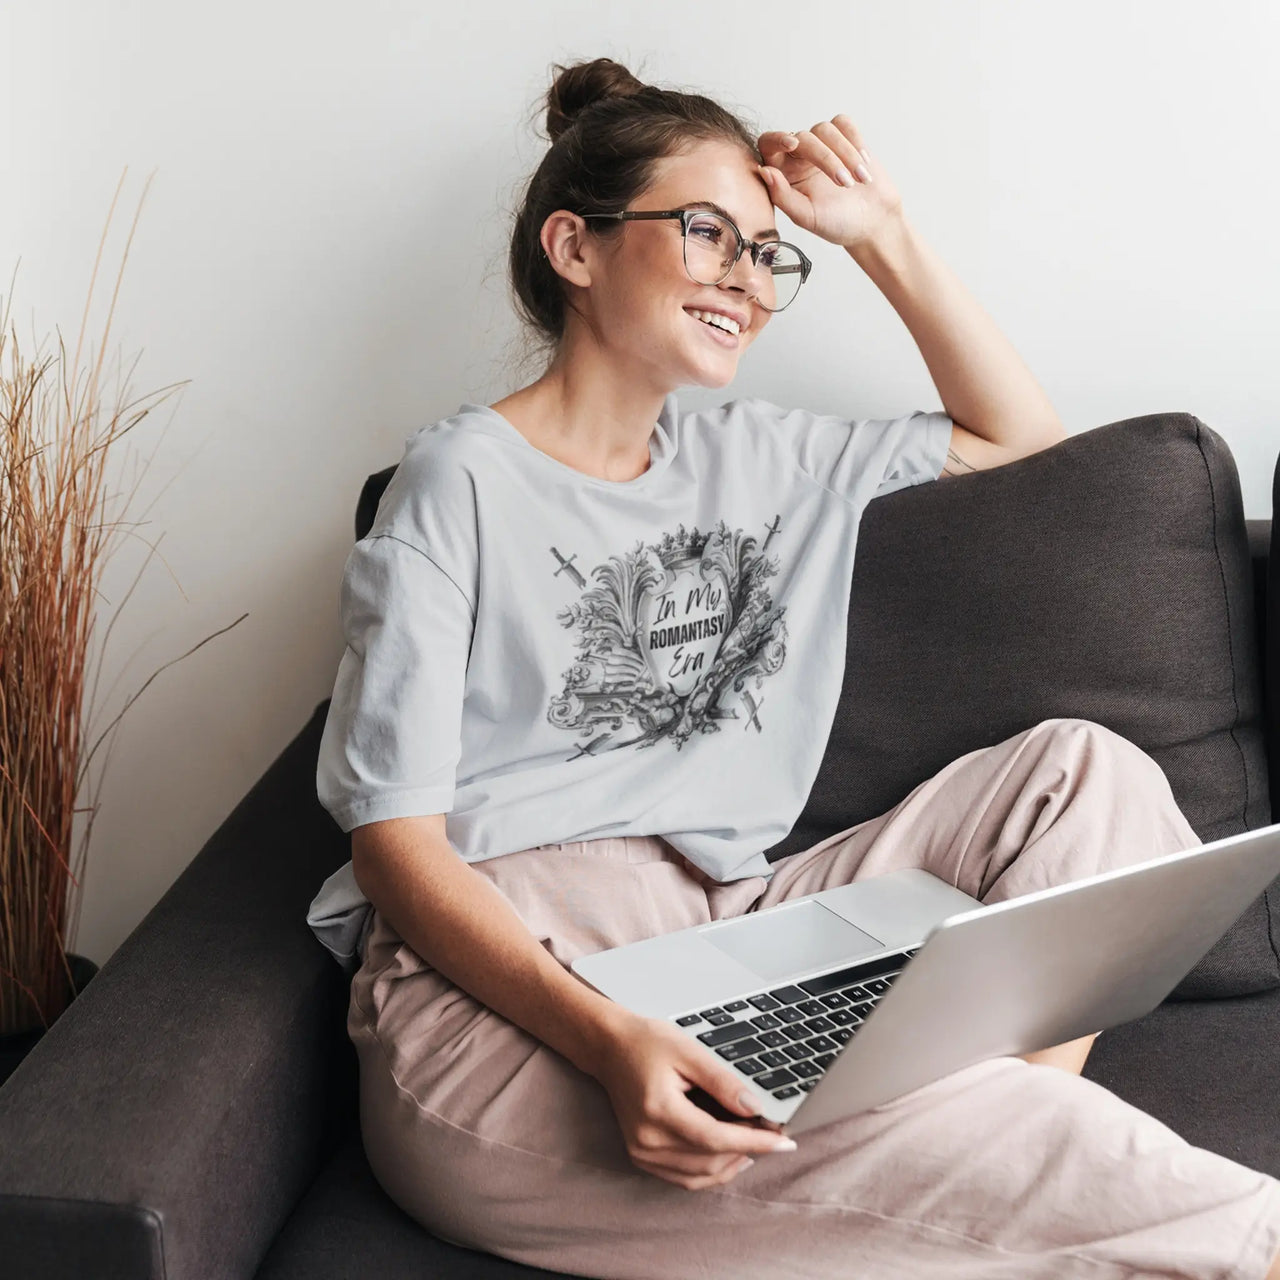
[{"xmin": 310, "ymin": 57, "xmax": 1280, "ymax": 1279}]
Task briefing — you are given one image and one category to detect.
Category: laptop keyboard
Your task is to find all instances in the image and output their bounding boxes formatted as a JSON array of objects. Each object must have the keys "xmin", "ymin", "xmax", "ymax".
[{"xmin": 670, "ymin": 947, "xmax": 920, "ymax": 1101}]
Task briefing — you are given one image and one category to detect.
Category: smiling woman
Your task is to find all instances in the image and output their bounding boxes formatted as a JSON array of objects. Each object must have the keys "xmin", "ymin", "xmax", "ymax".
[{"xmin": 310, "ymin": 53, "xmax": 1280, "ymax": 1280}]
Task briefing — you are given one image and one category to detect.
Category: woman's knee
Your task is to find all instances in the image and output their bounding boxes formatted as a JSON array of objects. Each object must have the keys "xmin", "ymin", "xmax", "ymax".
[{"xmin": 1034, "ymin": 716, "xmax": 1165, "ymax": 781}]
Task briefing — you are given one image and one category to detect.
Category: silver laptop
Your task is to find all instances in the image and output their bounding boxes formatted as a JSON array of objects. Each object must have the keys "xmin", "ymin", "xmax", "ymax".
[{"xmin": 571, "ymin": 822, "xmax": 1280, "ymax": 1135}]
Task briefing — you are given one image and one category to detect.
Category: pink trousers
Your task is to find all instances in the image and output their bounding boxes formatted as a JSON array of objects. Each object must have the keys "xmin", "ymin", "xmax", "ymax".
[{"xmin": 347, "ymin": 718, "xmax": 1280, "ymax": 1279}]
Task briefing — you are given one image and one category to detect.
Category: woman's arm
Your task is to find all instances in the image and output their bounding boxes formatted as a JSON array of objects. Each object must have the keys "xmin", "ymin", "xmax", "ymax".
[
  {"xmin": 846, "ymin": 214, "xmax": 1068, "ymax": 459},
  {"xmin": 353, "ymin": 816, "xmax": 799, "ymax": 1188},
  {"xmin": 352, "ymin": 815, "xmax": 632, "ymax": 1075},
  {"xmin": 754, "ymin": 119, "xmax": 1067, "ymax": 462}
]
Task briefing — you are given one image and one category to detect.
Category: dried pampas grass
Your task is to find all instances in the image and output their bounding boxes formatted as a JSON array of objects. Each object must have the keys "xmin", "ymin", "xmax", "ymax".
[{"xmin": 1, "ymin": 170, "xmax": 243, "ymax": 1035}]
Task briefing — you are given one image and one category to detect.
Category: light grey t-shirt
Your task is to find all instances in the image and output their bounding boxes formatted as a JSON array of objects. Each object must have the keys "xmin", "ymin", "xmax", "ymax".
[{"xmin": 308, "ymin": 394, "xmax": 953, "ymax": 970}]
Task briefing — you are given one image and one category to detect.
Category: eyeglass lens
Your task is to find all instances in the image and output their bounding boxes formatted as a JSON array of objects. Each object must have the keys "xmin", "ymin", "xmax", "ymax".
[{"xmin": 682, "ymin": 212, "xmax": 804, "ymax": 312}]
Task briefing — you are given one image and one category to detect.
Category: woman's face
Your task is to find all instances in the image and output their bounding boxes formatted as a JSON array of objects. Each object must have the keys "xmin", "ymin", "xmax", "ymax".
[{"xmin": 551, "ymin": 138, "xmax": 779, "ymax": 392}]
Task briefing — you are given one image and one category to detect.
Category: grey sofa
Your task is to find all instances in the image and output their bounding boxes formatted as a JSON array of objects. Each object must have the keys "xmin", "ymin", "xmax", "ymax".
[{"xmin": 1, "ymin": 411, "xmax": 1276, "ymax": 1280}]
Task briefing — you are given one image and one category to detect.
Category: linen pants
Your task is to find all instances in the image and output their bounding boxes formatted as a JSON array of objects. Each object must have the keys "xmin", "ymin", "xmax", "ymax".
[{"xmin": 347, "ymin": 718, "xmax": 1280, "ymax": 1279}]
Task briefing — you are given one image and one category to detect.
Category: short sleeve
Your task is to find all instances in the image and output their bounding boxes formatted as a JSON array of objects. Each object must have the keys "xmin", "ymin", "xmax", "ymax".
[
  {"xmin": 747, "ymin": 399, "xmax": 953, "ymax": 503},
  {"xmin": 316, "ymin": 532, "xmax": 475, "ymax": 833}
]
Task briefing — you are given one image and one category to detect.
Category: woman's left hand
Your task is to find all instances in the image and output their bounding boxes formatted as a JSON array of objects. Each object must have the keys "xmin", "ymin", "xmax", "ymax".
[{"xmin": 756, "ymin": 116, "xmax": 903, "ymax": 251}]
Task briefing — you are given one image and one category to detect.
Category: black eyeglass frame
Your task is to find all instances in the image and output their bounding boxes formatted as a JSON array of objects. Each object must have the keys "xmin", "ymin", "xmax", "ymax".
[{"xmin": 577, "ymin": 209, "xmax": 813, "ymax": 312}]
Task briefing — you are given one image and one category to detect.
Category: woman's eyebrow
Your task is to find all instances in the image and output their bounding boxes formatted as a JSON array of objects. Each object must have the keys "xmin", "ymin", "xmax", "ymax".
[{"xmin": 676, "ymin": 200, "xmax": 779, "ymax": 242}]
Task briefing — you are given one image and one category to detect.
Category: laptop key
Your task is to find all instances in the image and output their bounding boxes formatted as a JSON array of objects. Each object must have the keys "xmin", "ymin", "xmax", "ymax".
[
  {"xmin": 807, "ymin": 1035, "xmax": 837, "ymax": 1053},
  {"xmin": 797, "ymin": 999, "xmax": 827, "ymax": 1016},
  {"xmin": 791, "ymin": 1060, "xmax": 821, "ymax": 1078},
  {"xmin": 724, "ymin": 1000, "xmax": 750, "ymax": 1012},
  {"xmin": 848, "ymin": 1001, "xmax": 875, "ymax": 1019},
  {"xmin": 782, "ymin": 1042, "xmax": 815, "ymax": 1060},
  {"xmin": 698, "ymin": 1007, "xmax": 725, "ymax": 1018},
  {"xmin": 814, "ymin": 1053, "xmax": 837, "ymax": 1069},
  {"xmin": 828, "ymin": 1009, "xmax": 857, "ymax": 1026},
  {"xmin": 757, "ymin": 1030, "xmax": 789, "ymax": 1048},
  {"xmin": 749, "ymin": 1013, "xmax": 783, "ymax": 1030},
  {"xmin": 863, "ymin": 979, "xmax": 891, "ymax": 996},
  {"xmin": 819, "ymin": 992, "xmax": 850, "ymax": 1008},
  {"xmin": 777, "ymin": 1007, "xmax": 807, "ymax": 1024},
  {"xmin": 759, "ymin": 1050, "xmax": 792, "ymax": 1068},
  {"xmin": 704, "ymin": 1012, "xmax": 734, "ymax": 1026},
  {"xmin": 830, "ymin": 1028, "xmax": 855, "ymax": 1044},
  {"xmin": 802, "ymin": 1015, "xmax": 835, "ymax": 1034},
  {"xmin": 718, "ymin": 1037, "xmax": 766, "ymax": 1062},
  {"xmin": 675, "ymin": 1014, "xmax": 702, "ymax": 1026},
  {"xmin": 842, "ymin": 984, "xmax": 870, "ymax": 1000},
  {"xmin": 747, "ymin": 994, "xmax": 781, "ymax": 1011},
  {"xmin": 697, "ymin": 1022, "xmax": 758, "ymax": 1047},
  {"xmin": 733, "ymin": 1058, "xmax": 768, "ymax": 1076},
  {"xmin": 781, "ymin": 1025, "xmax": 810, "ymax": 1042},
  {"xmin": 797, "ymin": 1080, "xmax": 818, "ymax": 1092},
  {"xmin": 772, "ymin": 1086, "xmax": 801, "ymax": 1098},
  {"xmin": 767, "ymin": 985, "xmax": 808, "ymax": 1004},
  {"xmin": 754, "ymin": 1068, "xmax": 800, "ymax": 1090}
]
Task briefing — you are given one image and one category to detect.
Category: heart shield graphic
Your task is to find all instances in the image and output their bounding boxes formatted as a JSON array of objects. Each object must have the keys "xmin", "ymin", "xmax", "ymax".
[{"xmin": 639, "ymin": 554, "xmax": 730, "ymax": 699}]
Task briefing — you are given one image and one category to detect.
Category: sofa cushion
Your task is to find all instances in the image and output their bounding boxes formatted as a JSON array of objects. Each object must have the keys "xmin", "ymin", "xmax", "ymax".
[
  {"xmin": 759, "ymin": 413, "xmax": 1276, "ymax": 999},
  {"xmin": 1269, "ymin": 452, "xmax": 1280, "ymax": 828},
  {"xmin": 255, "ymin": 1124, "xmax": 566, "ymax": 1280}
]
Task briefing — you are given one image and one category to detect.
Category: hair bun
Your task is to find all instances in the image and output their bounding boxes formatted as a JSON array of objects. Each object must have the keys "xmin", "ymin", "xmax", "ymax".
[{"xmin": 545, "ymin": 57, "xmax": 648, "ymax": 143}]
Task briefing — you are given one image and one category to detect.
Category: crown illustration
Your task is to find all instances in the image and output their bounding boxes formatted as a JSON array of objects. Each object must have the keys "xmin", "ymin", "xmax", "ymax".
[{"xmin": 653, "ymin": 524, "xmax": 708, "ymax": 572}]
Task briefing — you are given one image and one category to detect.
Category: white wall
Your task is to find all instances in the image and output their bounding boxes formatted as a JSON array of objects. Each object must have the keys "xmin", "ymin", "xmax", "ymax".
[{"xmin": 2, "ymin": 0, "xmax": 1277, "ymax": 966}]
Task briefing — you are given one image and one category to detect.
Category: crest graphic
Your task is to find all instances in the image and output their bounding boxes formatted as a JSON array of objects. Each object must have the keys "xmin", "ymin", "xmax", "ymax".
[{"xmin": 548, "ymin": 520, "xmax": 788, "ymax": 752}]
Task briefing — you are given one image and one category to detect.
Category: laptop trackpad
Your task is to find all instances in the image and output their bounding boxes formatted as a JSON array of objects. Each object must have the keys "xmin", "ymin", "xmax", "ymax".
[{"xmin": 702, "ymin": 901, "xmax": 884, "ymax": 985}]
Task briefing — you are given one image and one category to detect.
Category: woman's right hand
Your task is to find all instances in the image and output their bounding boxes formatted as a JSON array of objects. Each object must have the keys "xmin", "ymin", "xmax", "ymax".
[{"xmin": 588, "ymin": 1010, "xmax": 800, "ymax": 1190}]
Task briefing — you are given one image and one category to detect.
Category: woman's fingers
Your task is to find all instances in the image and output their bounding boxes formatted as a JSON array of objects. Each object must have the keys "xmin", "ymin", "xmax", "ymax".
[
  {"xmin": 813, "ymin": 117, "xmax": 872, "ymax": 179},
  {"xmin": 766, "ymin": 117, "xmax": 873, "ymax": 188},
  {"xmin": 757, "ymin": 128, "xmax": 800, "ymax": 167},
  {"xmin": 785, "ymin": 126, "xmax": 858, "ymax": 187},
  {"xmin": 659, "ymin": 1090, "xmax": 794, "ymax": 1159}
]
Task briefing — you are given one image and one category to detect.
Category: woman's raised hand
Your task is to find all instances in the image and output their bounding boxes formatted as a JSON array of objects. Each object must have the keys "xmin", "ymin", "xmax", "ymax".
[
  {"xmin": 588, "ymin": 1010, "xmax": 799, "ymax": 1190},
  {"xmin": 756, "ymin": 115, "xmax": 904, "ymax": 251}
]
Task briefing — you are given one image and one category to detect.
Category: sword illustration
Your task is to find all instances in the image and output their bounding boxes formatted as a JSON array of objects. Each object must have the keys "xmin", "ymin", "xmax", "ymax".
[
  {"xmin": 742, "ymin": 689, "xmax": 765, "ymax": 732},
  {"xmin": 567, "ymin": 733, "xmax": 614, "ymax": 761},
  {"xmin": 762, "ymin": 514, "xmax": 782, "ymax": 552},
  {"xmin": 549, "ymin": 546, "xmax": 586, "ymax": 589}
]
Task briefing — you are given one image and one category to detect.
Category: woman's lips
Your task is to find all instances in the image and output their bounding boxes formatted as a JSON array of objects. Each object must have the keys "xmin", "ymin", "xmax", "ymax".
[{"xmin": 687, "ymin": 310, "xmax": 740, "ymax": 348}]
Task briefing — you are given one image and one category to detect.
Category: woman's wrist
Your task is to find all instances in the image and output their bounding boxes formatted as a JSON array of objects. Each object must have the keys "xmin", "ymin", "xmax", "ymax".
[{"xmin": 564, "ymin": 983, "xmax": 643, "ymax": 1077}]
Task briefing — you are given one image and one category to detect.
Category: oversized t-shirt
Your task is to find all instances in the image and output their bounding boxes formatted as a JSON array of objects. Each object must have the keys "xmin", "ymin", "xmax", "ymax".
[{"xmin": 307, "ymin": 394, "xmax": 953, "ymax": 970}]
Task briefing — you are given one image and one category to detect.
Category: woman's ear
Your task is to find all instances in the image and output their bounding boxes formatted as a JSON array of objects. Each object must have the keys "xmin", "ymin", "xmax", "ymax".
[{"xmin": 542, "ymin": 211, "xmax": 594, "ymax": 287}]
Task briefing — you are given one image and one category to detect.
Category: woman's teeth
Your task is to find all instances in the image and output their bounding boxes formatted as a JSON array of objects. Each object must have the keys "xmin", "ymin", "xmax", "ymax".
[{"xmin": 686, "ymin": 308, "xmax": 741, "ymax": 336}]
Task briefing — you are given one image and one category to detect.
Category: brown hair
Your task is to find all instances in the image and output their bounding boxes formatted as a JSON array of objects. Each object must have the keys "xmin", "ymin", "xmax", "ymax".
[{"xmin": 505, "ymin": 57, "xmax": 761, "ymax": 377}]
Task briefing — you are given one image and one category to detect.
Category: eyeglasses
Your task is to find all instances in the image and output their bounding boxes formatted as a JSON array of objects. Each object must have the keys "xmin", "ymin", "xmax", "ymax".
[{"xmin": 578, "ymin": 207, "xmax": 812, "ymax": 313}]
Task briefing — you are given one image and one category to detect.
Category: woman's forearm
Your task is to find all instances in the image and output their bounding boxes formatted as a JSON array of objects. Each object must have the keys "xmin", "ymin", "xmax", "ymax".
[
  {"xmin": 352, "ymin": 818, "xmax": 635, "ymax": 1077},
  {"xmin": 846, "ymin": 213, "xmax": 1066, "ymax": 455}
]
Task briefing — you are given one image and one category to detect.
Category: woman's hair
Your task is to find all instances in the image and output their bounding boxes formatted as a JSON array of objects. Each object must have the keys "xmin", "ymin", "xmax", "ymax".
[{"xmin": 506, "ymin": 57, "xmax": 761, "ymax": 376}]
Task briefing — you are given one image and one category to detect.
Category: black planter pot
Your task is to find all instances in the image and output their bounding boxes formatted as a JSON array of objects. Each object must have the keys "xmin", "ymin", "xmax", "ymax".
[{"xmin": 0, "ymin": 953, "xmax": 99, "ymax": 1090}]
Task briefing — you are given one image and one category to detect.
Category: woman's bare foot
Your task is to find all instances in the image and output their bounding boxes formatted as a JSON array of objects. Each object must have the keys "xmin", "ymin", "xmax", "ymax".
[{"xmin": 1017, "ymin": 1032, "xmax": 1099, "ymax": 1075}]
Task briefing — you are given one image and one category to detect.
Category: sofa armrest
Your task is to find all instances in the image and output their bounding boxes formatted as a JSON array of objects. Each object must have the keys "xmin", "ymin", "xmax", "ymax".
[{"xmin": 0, "ymin": 701, "xmax": 355, "ymax": 1280}]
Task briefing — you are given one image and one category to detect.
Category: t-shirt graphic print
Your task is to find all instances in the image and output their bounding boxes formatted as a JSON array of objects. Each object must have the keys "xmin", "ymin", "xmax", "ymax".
[
  {"xmin": 308, "ymin": 394, "xmax": 952, "ymax": 971},
  {"xmin": 549, "ymin": 518, "xmax": 788, "ymax": 754}
]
